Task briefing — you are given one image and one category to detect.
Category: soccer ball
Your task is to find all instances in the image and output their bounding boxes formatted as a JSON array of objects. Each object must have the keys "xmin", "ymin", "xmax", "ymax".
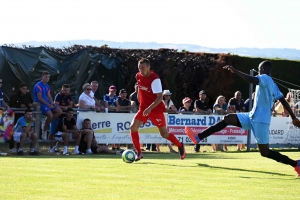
[{"xmin": 122, "ymin": 149, "xmax": 136, "ymax": 163}]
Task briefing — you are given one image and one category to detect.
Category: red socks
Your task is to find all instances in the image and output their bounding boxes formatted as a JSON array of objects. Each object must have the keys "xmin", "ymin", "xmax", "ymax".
[
  {"xmin": 168, "ymin": 133, "xmax": 182, "ymax": 148},
  {"xmin": 130, "ymin": 131, "xmax": 141, "ymax": 153}
]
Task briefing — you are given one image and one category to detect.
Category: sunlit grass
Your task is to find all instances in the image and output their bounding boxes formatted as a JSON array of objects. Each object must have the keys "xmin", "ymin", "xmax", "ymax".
[{"xmin": 0, "ymin": 144, "xmax": 299, "ymax": 200}]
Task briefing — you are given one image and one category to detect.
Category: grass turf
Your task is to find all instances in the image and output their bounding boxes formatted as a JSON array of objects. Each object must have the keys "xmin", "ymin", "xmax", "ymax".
[{"xmin": 0, "ymin": 145, "xmax": 299, "ymax": 200}]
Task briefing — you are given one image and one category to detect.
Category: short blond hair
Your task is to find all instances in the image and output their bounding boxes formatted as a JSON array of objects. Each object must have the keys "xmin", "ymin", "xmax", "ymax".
[{"xmin": 82, "ymin": 83, "xmax": 91, "ymax": 90}]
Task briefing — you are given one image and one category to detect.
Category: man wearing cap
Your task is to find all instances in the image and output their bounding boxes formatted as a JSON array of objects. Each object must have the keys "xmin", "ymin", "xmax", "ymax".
[
  {"xmin": 194, "ymin": 90, "xmax": 212, "ymax": 152},
  {"xmin": 178, "ymin": 97, "xmax": 193, "ymax": 112},
  {"xmin": 117, "ymin": 89, "xmax": 133, "ymax": 113},
  {"xmin": 130, "ymin": 58, "xmax": 186, "ymax": 161},
  {"xmin": 103, "ymin": 85, "xmax": 119, "ymax": 113}
]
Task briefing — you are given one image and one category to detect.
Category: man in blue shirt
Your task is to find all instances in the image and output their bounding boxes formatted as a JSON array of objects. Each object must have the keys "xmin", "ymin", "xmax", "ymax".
[
  {"xmin": 33, "ymin": 72, "xmax": 62, "ymax": 141},
  {"xmin": 186, "ymin": 60, "xmax": 300, "ymax": 178},
  {"xmin": 103, "ymin": 85, "xmax": 120, "ymax": 113},
  {"xmin": 13, "ymin": 108, "xmax": 39, "ymax": 155}
]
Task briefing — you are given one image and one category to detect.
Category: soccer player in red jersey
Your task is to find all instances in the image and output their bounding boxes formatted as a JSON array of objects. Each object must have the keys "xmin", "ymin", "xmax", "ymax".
[{"xmin": 130, "ymin": 58, "xmax": 186, "ymax": 161}]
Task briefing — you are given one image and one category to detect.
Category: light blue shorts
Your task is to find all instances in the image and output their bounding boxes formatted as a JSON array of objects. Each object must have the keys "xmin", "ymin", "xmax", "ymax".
[{"xmin": 236, "ymin": 113, "xmax": 270, "ymax": 144}]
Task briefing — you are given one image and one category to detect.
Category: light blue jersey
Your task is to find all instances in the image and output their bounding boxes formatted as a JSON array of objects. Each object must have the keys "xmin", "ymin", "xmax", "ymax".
[
  {"xmin": 14, "ymin": 116, "xmax": 34, "ymax": 132},
  {"xmin": 249, "ymin": 74, "xmax": 283, "ymax": 124}
]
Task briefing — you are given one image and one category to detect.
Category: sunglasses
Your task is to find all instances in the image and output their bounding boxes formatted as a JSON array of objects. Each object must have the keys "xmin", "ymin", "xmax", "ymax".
[{"xmin": 86, "ymin": 88, "xmax": 92, "ymax": 91}]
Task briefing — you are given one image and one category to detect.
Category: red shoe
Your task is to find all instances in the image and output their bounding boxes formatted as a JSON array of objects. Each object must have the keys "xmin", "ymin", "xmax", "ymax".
[
  {"xmin": 178, "ymin": 142, "xmax": 186, "ymax": 160},
  {"xmin": 295, "ymin": 160, "xmax": 300, "ymax": 178},
  {"xmin": 135, "ymin": 152, "xmax": 143, "ymax": 162},
  {"xmin": 185, "ymin": 126, "xmax": 200, "ymax": 144}
]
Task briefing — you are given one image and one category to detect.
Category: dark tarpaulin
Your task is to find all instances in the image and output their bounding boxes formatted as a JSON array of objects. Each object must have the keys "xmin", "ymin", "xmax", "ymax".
[{"xmin": 0, "ymin": 46, "xmax": 125, "ymax": 103}]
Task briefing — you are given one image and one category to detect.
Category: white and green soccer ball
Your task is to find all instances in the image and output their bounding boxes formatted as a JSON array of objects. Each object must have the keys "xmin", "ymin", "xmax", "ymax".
[{"xmin": 122, "ymin": 149, "xmax": 136, "ymax": 163}]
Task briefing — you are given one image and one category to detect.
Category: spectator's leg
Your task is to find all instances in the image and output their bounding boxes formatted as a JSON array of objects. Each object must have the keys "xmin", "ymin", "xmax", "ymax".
[
  {"xmin": 51, "ymin": 107, "xmax": 62, "ymax": 122},
  {"xmin": 49, "ymin": 118, "xmax": 60, "ymax": 147},
  {"xmin": 8, "ymin": 136, "xmax": 15, "ymax": 150},
  {"xmin": 155, "ymin": 144, "xmax": 160, "ymax": 152},
  {"xmin": 146, "ymin": 144, "xmax": 151, "ymax": 151},
  {"xmin": 211, "ymin": 144, "xmax": 216, "ymax": 152},
  {"xmin": 97, "ymin": 146, "xmax": 117, "ymax": 154},
  {"xmin": 62, "ymin": 132, "xmax": 70, "ymax": 153},
  {"xmin": 18, "ymin": 133, "xmax": 27, "ymax": 154},
  {"xmin": 72, "ymin": 132, "xmax": 81, "ymax": 153},
  {"xmin": 43, "ymin": 111, "xmax": 53, "ymax": 132},
  {"xmin": 84, "ymin": 131, "xmax": 93, "ymax": 150},
  {"xmin": 194, "ymin": 144, "xmax": 201, "ymax": 152},
  {"xmin": 30, "ymin": 133, "xmax": 38, "ymax": 152},
  {"xmin": 223, "ymin": 144, "xmax": 228, "ymax": 151}
]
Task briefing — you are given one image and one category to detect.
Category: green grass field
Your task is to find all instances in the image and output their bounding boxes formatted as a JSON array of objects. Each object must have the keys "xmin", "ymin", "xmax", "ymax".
[{"xmin": 0, "ymin": 145, "xmax": 299, "ymax": 200}]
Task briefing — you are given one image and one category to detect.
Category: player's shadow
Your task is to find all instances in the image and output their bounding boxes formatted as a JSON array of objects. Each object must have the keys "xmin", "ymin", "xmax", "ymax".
[
  {"xmin": 197, "ymin": 163, "xmax": 291, "ymax": 177},
  {"xmin": 136, "ymin": 161, "xmax": 293, "ymax": 178}
]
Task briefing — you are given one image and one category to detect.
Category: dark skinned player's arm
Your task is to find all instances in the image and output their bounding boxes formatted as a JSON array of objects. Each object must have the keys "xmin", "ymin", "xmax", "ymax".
[
  {"xmin": 279, "ymin": 97, "xmax": 297, "ymax": 119},
  {"xmin": 231, "ymin": 68, "xmax": 259, "ymax": 84}
]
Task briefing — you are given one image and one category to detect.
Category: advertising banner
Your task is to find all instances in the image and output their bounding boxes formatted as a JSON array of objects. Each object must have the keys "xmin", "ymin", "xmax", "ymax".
[
  {"xmin": 76, "ymin": 112, "xmax": 300, "ymax": 145},
  {"xmin": 167, "ymin": 114, "xmax": 248, "ymax": 144},
  {"xmin": 77, "ymin": 112, "xmax": 168, "ymax": 144}
]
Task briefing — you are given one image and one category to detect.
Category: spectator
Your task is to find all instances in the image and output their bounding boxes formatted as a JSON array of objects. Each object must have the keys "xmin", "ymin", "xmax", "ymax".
[
  {"xmin": 54, "ymin": 108, "xmax": 81, "ymax": 155},
  {"xmin": 103, "ymin": 85, "xmax": 120, "ymax": 113},
  {"xmin": 78, "ymin": 83, "xmax": 100, "ymax": 112},
  {"xmin": 0, "ymin": 78, "xmax": 10, "ymax": 111},
  {"xmin": 13, "ymin": 108, "xmax": 38, "ymax": 155},
  {"xmin": 54, "ymin": 84, "xmax": 73, "ymax": 111},
  {"xmin": 228, "ymin": 91, "xmax": 246, "ymax": 113},
  {"xmin": 212, "ymin": 95, "xmax": 233, "ymax": 152},
  {"xmin": 79, "ymin": 118, "xmax": 123, "ymax": 154},
  {"xmin": 162, "ymin": 90, "xmax": 177, "ymax": 113},
  {"xmin": 118, "ymin": 89, "xmax": 133, "ymax": 113},
  {"xmin": 129, "ymin": 82, "xmax": 139, "ymax": 112},
  {"xmin": 33, "ymin": 72, "xmax": 62, "ymax": 140},
  {"xmin": 9, "ymin": 83, "xmax": 33, "ymax": 152},
  {"xmin": 103, "ymin": 85, "xmax": 121, "ymax": 150},
  {"xmin": 9, "ymin": 83, "xmax": 33, "ymax": 109},
  {"xmin": 294, "ymin": 101, "xmax": 300, "ymax": 116},
  {"xmin": 244, "ymin": 92, "xmax": 255, "ymax": 112},
  {"xmin": 90, "ymin": 81, "xmax": 104, "ymax": 111},
  {"xmin": 213, "ymin": 95, "xmax": 232, "ymax": 115},
  {"xmin": 48, "ymin": 84, "xmax": 73, "ymax": 153},
  {"xmin": 228, "ymin": 91, "xmax": 246, "ymax": 151},
  {"xmin": 194, "ymin": 90, "xmax": 212, "ymax": 153},
  {"xmin": 273, "ymin": 92, "xmax": 294, "ymax": 117},
  {"xmin": 178, "ymin": 97, "xmax": 193, "ymax": 112}
]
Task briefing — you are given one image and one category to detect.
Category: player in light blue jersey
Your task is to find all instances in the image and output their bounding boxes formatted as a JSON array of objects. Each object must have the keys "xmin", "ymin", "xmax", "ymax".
[{"xmin": 186, "ymin": 60, "xmax": 300, "ymax": 178}]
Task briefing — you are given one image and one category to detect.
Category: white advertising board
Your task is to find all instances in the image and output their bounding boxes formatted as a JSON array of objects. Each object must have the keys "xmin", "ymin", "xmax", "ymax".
[{"xmin": 76, "ymin": 112, "xmax": 300, "ymax": 145}]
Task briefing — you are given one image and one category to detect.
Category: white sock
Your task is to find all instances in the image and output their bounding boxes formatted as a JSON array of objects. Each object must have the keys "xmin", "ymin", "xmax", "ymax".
[
  {"xmin": 64, "ymin": 146, "xmax": 68, "ymax": 153},
  {"xmin": 30, "ymin": 148, "xmax": 35, "ymax": 152},
  {"xmin": 87, "ymin": 148, "xmax": 92, "ymax": 152},
  {"xmin": 75, "ymin": 146, "xmax": 79, "ymax": 152},
  {"xmin": 18, "ymin": 148, "xmax": 23, "ymax": 152}
]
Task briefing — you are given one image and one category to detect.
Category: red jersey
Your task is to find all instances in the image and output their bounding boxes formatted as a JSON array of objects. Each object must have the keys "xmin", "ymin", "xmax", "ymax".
[{"xmin": 136, "ymin": 71, "xmax": 166, "ymax": 113}]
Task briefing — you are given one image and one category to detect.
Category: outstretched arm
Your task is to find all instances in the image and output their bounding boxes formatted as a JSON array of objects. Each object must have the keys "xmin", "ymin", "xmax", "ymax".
[
  {"xmin": 142, "ymin": 93, "xmax": 163, "ymax": 116},
  {"xmin": 223, "ymin": 65, "xmax": 259, "ymax": 84}
]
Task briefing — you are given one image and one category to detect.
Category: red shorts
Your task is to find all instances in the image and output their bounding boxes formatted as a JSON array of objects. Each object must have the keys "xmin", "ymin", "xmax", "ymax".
[{"xmin": 134, "ymin": 110, "xmax": 166, "ymax": 128}]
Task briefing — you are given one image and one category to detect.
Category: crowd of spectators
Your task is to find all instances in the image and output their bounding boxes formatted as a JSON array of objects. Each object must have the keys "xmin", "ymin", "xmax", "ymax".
[{"xmin": 2, "ymin": 71, "xmax": 299, "ymax": 155}]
